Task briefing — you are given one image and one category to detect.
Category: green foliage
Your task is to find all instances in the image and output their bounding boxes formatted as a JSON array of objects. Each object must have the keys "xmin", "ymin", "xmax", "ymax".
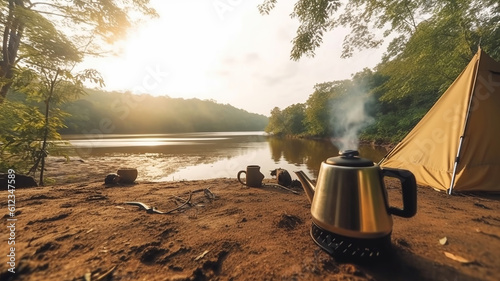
[
  {"xmin": 260, "ymin": 0, "xmax": 500, "ymax": 60},
  {"xmin": 0, "ymin": 100, "xmax": 63, "ymax": 172},
  {"xmin": 303, "ymin": 80, "xmax": 347, "ymax": 137},
  {"xmin": 267, "ymin": 69, "xmax": 383, "ymax": 140},
  {"xmin": 0, "ymin": 0, "xmax": 157, "ymax": 102},
  {"xmin": 338, "ymin": 0, "xmax": 438, "ymax": 58},
  {"xmin": 21, "ymin": 7, "xmax": 82, "ymax": 64},
  {"xmin": 265, "ymin": 104, "xmax": 307, "ymax": 136},
  {"xmin": 259, "ymin": 0, "xmax": 341, "ymax": 60},
  {"xmin": 265, "ymin": 107, "xmax": 285, "ymax": 135},
  {"xmin": 0, "ymin": 54, "xmax": 103, "ymax": 180},
  {"xmin": 364, "ymin": 1, "xmax": 500, "ymax": 142},
  {"xmin": 59, "ymin": 90, "xmax": 269, "ymax": 135},
  {"xmin": 283, "ymin": 103, "xmax": 307, "ymax": 135}
]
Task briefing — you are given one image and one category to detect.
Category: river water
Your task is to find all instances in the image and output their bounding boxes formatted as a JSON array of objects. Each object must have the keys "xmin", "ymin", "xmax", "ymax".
[{"xmin": 56, "ymin": 132, "xmax": 390, "ymax": 183}]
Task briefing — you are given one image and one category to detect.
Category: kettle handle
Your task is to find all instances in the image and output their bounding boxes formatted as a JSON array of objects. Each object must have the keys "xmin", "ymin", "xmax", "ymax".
[{"xmin": 381, "ymin": 167, "xmax": 417, "ymax": 218}]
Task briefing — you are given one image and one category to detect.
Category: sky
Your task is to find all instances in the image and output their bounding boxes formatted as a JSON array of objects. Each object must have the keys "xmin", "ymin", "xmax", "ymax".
[{"xmin": 81, "ymin": 0, "xmax": 385, "ymax": 116}]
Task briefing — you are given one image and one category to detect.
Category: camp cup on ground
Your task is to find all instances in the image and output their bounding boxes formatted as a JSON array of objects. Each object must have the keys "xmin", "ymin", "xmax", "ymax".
[
  {"xmin": 117, "ymin": 168, "xmax": 138, "ymax": 183},
  {"xmin": 237, "ymin": 165, "xmax": 265, "ymax": 187}
]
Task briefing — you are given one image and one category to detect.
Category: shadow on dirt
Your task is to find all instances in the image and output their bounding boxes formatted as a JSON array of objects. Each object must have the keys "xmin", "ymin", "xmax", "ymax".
[{"xmin": 360, "ymin": 244, "xmax": 483, "ymax": 281}]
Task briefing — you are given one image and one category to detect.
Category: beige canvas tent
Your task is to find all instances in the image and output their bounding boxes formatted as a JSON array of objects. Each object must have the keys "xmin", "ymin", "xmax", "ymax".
[{"xmin": 380, "ymin": 48, "xmax": 500, "ymax": 193}]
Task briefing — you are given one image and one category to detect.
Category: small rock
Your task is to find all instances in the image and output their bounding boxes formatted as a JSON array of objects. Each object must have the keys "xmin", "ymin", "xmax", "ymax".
[{"xmin": 439, "ymin": 237, "xmax": 448, "ymax": 245}]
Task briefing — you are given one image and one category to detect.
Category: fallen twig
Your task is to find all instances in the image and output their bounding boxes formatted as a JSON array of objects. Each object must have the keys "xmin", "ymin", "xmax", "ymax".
[
  {"xmin": 84, "ymin": 265, "xmax": 117, "ymax": 281},
  {"xmin": 124, "ymin": 191, "xmax": 195, "ymax": 214},
  {"xmin": 204, "ymin": 188, "xmax": 216, "ymax": 199},
  {"xmin": 94, "ymin": 265, "xmax": 117, "ymax": 281},
  {"xmin": 264, "ymin": 183, "xmax": 300, "ymax": 195},
  {"xmin": 163, "ymin": 191, "xmax": 193, "ymax": 214},
  {"xmin": 124, "ymin": 202, "xmax": 163, "ymax": 214},
  {"xmin": 171, "ymin": 195, "xmax": 195, "ymax": 206}
]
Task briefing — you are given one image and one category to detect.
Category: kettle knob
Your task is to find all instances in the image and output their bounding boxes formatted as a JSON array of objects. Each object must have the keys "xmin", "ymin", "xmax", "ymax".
[{"xmin": 339, "ymin": 150, "xmax": 359, "ymax": 158}]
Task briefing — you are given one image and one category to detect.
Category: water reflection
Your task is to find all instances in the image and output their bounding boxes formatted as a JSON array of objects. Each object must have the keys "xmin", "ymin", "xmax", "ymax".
[
  {"xmin": 57, "ymin": 132, "xmax": 389, "ymax": 182},
  {"xmin": 62, "ymin": 132, "xmax": 268, "ymax": 157},
  {"xmin": 268, "ymin": 138, "xmax": 336, "ymax": 176},
  {"xmin": 267, "ymin": 137, "xmax": 388, "ymax": 177}
]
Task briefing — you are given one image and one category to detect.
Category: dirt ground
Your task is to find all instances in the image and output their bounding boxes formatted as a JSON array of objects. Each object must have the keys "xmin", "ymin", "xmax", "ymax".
[{"xmin": 1, "ymin": 176, "xmax": 500, "ymax": 281}]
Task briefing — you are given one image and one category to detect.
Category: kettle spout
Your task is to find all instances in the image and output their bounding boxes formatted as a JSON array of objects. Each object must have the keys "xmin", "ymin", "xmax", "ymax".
[{"xmin": 294, "ymin": 171, "xmax": 315, "ymax": 203}]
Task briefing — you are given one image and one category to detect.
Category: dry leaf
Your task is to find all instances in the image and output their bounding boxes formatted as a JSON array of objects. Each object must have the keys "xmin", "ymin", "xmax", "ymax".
[
  {"xmin": 444, "ymin": 251, "xmax": 471, "ymax": 264},
  {"xmin": 439, "ymin": 237, "xmax": 448, "ymax": 245},
  {"xmin": 194, "ymin": 250, "xmax": 210, "ymax": 261}
]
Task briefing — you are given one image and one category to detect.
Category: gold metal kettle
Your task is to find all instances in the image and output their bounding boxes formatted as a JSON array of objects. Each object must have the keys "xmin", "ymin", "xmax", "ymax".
[{"xmin": 295, "ymin": 150, "xmax": 417, "ymax": 259}]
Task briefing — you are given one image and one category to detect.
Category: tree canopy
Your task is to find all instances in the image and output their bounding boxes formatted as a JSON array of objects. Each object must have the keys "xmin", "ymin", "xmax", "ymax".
[
  {"xmin": 259, "ymin": 0, "xmax": 500, "ymax": 60},
  {"xmin": 0, "ymin": 0, "xmax": 158, "ymax": 102}
]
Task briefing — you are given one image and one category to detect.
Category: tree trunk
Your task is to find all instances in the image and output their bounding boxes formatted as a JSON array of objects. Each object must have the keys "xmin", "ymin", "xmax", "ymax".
[
  {"xmin": 39, "ymin": 99, "xmax": 50, "ymax": 186},
  {"xmin": 38, "ymin": 69, "xmax": 59, "ymax": 186},
  {"xmin": 0, "ymin": 0, "xmax": 25, "ymax": 103}
]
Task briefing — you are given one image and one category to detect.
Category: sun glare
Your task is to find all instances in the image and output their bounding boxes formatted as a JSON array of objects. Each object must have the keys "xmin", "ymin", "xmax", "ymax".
[{"xmin": 94, "ymin": 1, "xmax": 231, "ymax": 100}]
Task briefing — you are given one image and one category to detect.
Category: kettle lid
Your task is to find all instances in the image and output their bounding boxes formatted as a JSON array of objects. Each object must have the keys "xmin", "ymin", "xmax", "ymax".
[{"xmin": 326, "ymin": 150, "xmax": 374, "ymax": 167}]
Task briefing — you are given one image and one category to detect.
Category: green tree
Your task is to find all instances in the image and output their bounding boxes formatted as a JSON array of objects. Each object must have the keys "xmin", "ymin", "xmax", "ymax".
[
  {"xmin": 282, "ymin": 103, "xmax": 306, "ymax": 135},
  {"xmin": 0, "ymin": 0, "xmax": 157, "ymax": 103},
  {"xmin": 303, "ymin": 71, "xmax": 380, "ymax": 140},
  {"xmin": 266, "ymin": 104, "xmax": 306, "ymax": 136},
  {"xmin": 367, "ymin": 2, "xmax": 500, "ymax": 141},
  {"xmin": 304, "ymin": 81, "xmax": 347, "ymax": 137},
  {"xmin": 0, "ymin": 100, "xmax": 44, "ymax": 172},
  {"xmin": 265, "ymin": 107, "xmax": 286, "ymax": 136},
  {"xmin": 20, "ymin": 66, "xmax": 103, "ymax": 184},
  {"xmin": 259, "ymin": 0, "xmax": 341, "ymax": 60},
  {"xmin": 259, "ymin": 0, "xmax": 500, "ymax": 60}
]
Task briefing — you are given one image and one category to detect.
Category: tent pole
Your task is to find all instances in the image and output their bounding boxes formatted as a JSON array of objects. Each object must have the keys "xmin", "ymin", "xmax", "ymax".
[
  {"xmin": 448, "ymin": 137, "xmax": 465, "ymax": 194},
  {"xmin": 448, "ymin": 49, "xmax": 482, "ymax": 195}
]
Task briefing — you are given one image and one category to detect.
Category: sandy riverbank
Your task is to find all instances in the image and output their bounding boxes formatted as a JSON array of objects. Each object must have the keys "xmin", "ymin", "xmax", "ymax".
[
  {"xmin": 42, "ymin": 155, "xmax": 214, "ymax": 185},
  {"xmin": 1, "ymin": 177, "xmax": 499, "ymax": 280}
]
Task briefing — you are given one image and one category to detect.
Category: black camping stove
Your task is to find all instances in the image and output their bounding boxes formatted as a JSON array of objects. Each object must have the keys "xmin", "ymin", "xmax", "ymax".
[{"xmin": 311, "ymin": 222, "xmax": 391, "ymax": 261}]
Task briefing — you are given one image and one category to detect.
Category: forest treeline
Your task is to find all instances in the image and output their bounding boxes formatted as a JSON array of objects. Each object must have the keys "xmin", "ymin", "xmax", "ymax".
[
  {"xmin": 265, "ymin": 58, "xmax": 473, "ymax": 143},
  {"xmin": 57, "ymin": 90, "xmax": 269, "ymax": 134},
  {"xmin": 264, "ymin": 0, "xmax": 500, "ymax": 143}
]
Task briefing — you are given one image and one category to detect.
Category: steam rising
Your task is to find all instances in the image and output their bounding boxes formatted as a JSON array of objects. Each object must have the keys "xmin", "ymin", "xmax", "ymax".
[{"xmin": 331, "ymin": 89, "xmax": 374, "ymax": 152}]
